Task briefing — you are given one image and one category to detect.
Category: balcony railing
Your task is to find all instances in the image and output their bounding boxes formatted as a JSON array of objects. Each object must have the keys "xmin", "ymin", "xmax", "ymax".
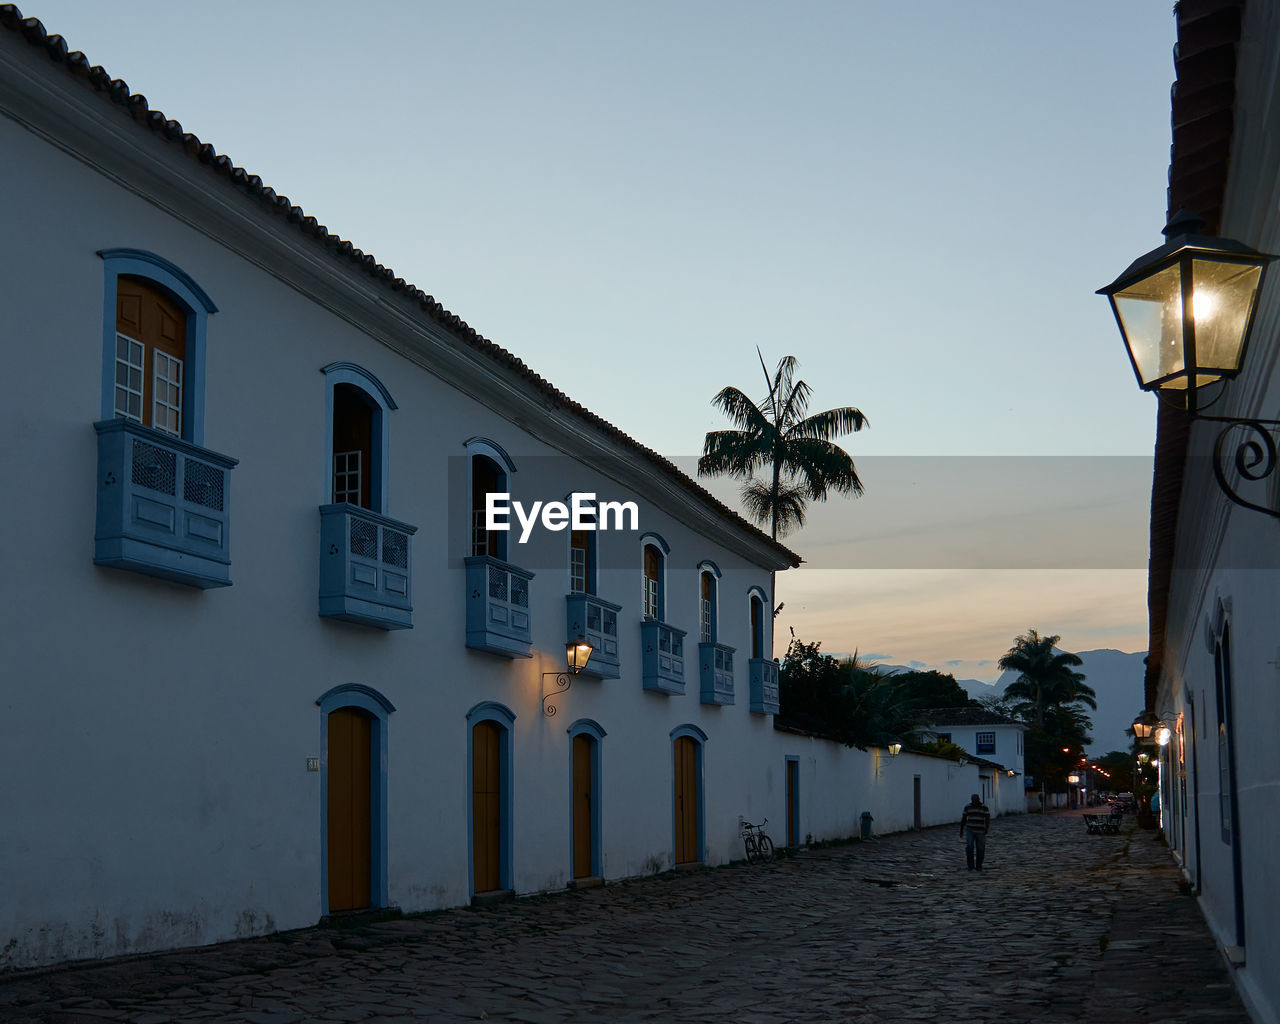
[
  {"xmin": 749, "ymin": 657, "xmax": 780, "ymax": 715},
  {"xmin": 319, "ymin": 504, "xmax": 417, "ymax": 629},
  {"xmin": 641, "ymin": 619, "xmax": 686, "ymax": 695},
  {"xmin": 94, "ymin": 419, "xmax": 237, "ymax": 588},
  {"xmin": 699, "ymin": 642, "xmax": 735, "ymax": 706},
  {"xmin": 466, "ymin": 556, "xmax": 535, "ymax": 657},
  {"xmin": 566, "ymin": 593, "xmax": 621, "ymax": 679}
]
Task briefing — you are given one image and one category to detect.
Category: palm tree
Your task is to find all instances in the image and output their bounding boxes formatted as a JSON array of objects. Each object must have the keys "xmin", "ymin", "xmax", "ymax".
[
  {"xmin": 997, "ymin": 628, "xmax": 1097, "ymax": 728},
  {"xmin": 698, "ymin": 351, "xmax": 868, "ymax": 540}
]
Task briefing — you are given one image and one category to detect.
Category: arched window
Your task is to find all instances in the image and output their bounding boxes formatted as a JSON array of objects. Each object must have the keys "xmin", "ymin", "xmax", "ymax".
[
  {"xmin": 640, "ymin": 533, "xmax": 669, "ymax": 622},
  {"xmin": 569, "ymin": 496, "xmax": 597, "ymax": 595},
  {"xmin": 99, "ymin": 249, "xmax": 216, "ymax": 445},
  {"xmin": 465, "ymin": 438, "xmax": 516, "ymax": 562},
  {"xmin": 748, "ymin": 587, "xmax": 767, "ymax": 659},
  {"xmin": 323, "ymin": 363, "xmax": 396, "ymax": 514},
  {"xmin": 697, "ymin": 561, "xmax": 722, "ymax": 643}
]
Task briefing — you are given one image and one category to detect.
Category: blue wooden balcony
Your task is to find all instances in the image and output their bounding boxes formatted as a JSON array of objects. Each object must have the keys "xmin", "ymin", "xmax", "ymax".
[
  {"xmin": 749, "ymin": 658, "xmax": 780, "ymax": 715},
  {"xmin": 699, "ymin": 642, "xmax": 736, "ymax": 706},
  {"xmin": 319, "ymin": 504, "xmax": 417, "ymax": 629},
  {"xmin": 94, "ymin": 419, "xmax": 238, "ymax": 588},
  {"xmin": 566, "ymin": 593, "xmax": 621, "ymax": 679},
  {"xmin": 641, "ymin": 620, "xmax": 686, "ymax": 695},
  {"xmin": 466, "ymin": 556, "xmax": 535, "ymax": 658}
]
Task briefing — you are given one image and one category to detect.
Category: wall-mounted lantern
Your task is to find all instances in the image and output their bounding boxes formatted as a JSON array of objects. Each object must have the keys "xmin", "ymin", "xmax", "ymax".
[
  {"xmin": 542, "ymin": 634, "xmax": 594, "ymax": 717},
  {"xmin": 1100, "ymin": 210, "xmax": 1280, "ymax": 517}
]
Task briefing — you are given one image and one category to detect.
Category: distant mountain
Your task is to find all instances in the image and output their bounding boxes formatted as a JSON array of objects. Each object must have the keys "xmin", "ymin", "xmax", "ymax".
[{"xmin": 880, "ymin": 650, "xmax": 1146, "ymax": 755}]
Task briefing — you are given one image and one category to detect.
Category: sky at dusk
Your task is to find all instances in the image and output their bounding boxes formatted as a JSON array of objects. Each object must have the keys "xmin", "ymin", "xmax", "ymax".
[{"xmin": 30, "ymin": 0, "xmax": 1176, "ymax": 682}]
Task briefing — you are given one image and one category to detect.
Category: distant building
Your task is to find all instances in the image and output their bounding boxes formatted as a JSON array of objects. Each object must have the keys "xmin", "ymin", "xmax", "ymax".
[{"xmin": 913, "ymin": 707, "xmax": 1026, "ymax": 814}]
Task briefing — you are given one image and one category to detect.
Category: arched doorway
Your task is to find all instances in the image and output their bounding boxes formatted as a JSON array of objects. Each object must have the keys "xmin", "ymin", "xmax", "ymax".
[
  {"xmin": 671, "ymin": 725, "xmax": 706, "ymax": 866},
  {"xmin": 467, "ymin": 702, "xmax": 516, "ymax": 898},
  {"xmin": 316, "ymin": 684, "xmax": 393, "ymax": 916},
  {"xmin": 568, "ymin": 719, "xmax": 606, "ymax": 881}
]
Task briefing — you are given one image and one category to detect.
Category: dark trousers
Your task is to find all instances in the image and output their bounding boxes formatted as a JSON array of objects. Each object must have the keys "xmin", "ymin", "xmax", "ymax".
[{"xmin": 964, "ymin": 828, "xmax": 986, "ymax": 869}]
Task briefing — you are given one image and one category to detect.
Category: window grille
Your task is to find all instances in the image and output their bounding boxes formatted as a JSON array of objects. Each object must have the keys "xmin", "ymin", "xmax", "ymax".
[
  {"xmin": 976, "ymin": 731, "xmax": 995, "ymax": 754},
  {"xmin": 184, "ymin": 458, "xmax": 224, "ymax": 511},
  {"xmin": 700, "ymin": 598, "xmax": 713, "ymax": 643},
  {"xmin": 381, "ymin": 528, "xmax": 408, "ymax": 569},
  {"xmin": 471, "ymin": 509, "xmax": 488, "ymax": 557},
  {"xmin": 350, "ymin": 517, "xmax": 378, "ymax": 560},
  {"xmin": 131, "ymin": 439, "xmax": 175, "ymax": 495},
  {"xmin": 488, "ymin": 565, "xmax": 508, "ymax": 602},
  {"xmin": 570, "ymin": 546, "xmax": 587, "ymax": 594},
  {"xmin": 511, "ymin": 575, "xmax": 529, "ymax": 608}
]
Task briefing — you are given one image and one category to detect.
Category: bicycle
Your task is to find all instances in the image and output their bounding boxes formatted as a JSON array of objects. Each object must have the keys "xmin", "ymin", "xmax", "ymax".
[{"xmin": 740, "ymin": 818, "xmax": 775, "ymax": 863}]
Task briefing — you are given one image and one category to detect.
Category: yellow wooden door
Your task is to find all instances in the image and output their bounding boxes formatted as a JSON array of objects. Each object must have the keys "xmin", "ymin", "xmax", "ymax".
[
  {"xmin": 673, "ymin": 736, "xmax": 698, "ymax": 864},
  {"xmin": 473, "ymin": 721, "xmax": 502, "ymax": 892},
  {"xmin": 572, "ymin": 734, "xmax": 592, "ymax": 878},
  {"xmin": 327, "ymin": 707, "xmax": 372, "ymax": 912}
]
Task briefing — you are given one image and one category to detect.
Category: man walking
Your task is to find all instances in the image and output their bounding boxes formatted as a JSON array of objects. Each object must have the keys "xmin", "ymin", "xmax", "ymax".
[{"xmin": 960, "ymin": 793, "xmax": 991, "ymax": 871}]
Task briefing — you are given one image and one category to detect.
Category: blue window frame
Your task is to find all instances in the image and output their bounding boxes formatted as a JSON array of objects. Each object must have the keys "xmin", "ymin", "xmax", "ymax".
[
  {"xmin": 99, "ymin": 249, "xmax": 216, "ymax": 446},
  {"xmin": 975, "ymin": 731, "xmax": 995, "ymax": 754}
]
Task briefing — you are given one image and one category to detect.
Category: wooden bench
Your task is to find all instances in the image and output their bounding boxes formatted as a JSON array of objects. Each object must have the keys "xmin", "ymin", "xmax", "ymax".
[{"xmin": 1083, "ymin": 813, "xmax": 1122, "ymax": 835}]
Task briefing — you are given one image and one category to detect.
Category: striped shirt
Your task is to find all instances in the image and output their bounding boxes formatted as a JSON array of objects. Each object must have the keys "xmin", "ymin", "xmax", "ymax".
[{"xmin": 960, "ymin": 802, "xmax": 991, "ymax": 834}]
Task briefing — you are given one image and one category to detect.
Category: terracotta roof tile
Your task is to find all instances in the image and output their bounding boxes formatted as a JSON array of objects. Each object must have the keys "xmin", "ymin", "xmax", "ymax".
[{"xmin": 0, "ymin": 4, "xmax": 801, "ymax": 567}]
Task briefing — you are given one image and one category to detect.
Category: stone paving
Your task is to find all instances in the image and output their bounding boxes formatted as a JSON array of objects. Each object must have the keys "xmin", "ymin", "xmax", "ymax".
[{"xmin": 0, "ymin": 813, "xmax": 1252, "ymax": 1023}]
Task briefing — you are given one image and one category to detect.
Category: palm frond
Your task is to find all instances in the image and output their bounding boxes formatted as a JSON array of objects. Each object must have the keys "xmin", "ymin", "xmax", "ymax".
[
  {"xmin": 710, "ymin": 386, "xmax": 773, "ymax": 435},
  {"xmin": 789, "ymin": 405, "xmax": 868, "ymax": 440},
  {"xmin": 740, "ymin": 478, "xmax": 807, "ymax": 538},
  {"xmin": 698, "ymin": 430, "xmax": 772, "ymax": 479},
  {"xmin": 780, "ymin": 437, "xmax": 864, "ymax": 499}
]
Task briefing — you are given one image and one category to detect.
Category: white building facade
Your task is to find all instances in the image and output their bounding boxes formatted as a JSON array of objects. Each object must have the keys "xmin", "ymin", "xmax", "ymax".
[
  {"xmin": 0, "ymin": 8, "xmax": 1011, "ymax": 970},
  {"xmin": 1127, "ymin": 3, "xmax": 1280, "ymax": 1021}
]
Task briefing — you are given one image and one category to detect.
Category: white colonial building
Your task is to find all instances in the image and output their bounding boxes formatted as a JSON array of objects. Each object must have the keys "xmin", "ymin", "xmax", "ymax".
[
  {"xmin": 0, "ymin": 5, "xmax": 1011, "ymax": 970},
  {"xmin": 914, "ymin": 708, "xmax": 1026, "ymax": 815},
  {"xmin": 1110, "ymin": 2, "xmax": 1280, "ymax": 1021}
]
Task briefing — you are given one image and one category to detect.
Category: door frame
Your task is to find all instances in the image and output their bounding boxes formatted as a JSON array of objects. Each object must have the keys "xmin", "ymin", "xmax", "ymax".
[
  {"xmin": 466, "ymin": 701, "xmax": 516, "ymax": 897},
  {"xmin": 785, "ymin": 755, "xmax": 800, "ymax": 846},
  {"xmin": 568, "ymin": 719, "xmax": 606, "ymax": 879},
  {"xmin": 670, "ymin": 725, "xmax": 707, "ymax": 866},
  {"xmin": 317, "ymin": 683, "xmax": 394, "ymax": 916}
]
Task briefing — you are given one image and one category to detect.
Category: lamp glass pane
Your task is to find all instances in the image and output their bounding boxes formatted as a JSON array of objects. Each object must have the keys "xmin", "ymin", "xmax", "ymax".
[
  {"xmin": 1112, "ymin": 263, "xmax": 1185, "ymax": 387},
  {"xmin": 1191, "ymin": 259, "xmax": 1261, "ymax": 375}
]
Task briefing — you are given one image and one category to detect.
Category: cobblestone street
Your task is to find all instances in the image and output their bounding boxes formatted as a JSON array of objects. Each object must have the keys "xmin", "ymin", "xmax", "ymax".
[{"xmin": 0, "ymin": 814, "xmax": 1250, "ymax": 1024}]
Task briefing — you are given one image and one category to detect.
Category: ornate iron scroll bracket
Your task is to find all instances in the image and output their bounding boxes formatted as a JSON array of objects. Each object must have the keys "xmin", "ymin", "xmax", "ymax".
[
  {"xmin": 542, "ymin": 672, "xmax": 573, "ymax": 717},
  {"xmin": 1203, "ymin": 415, "xmax": 1280, "ymax": 520}
]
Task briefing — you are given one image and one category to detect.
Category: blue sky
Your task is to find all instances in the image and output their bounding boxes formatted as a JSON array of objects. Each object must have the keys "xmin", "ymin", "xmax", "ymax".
[{"xmin": 31, "ymin": 0, "xmax": 1176, "ymax": 679}]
